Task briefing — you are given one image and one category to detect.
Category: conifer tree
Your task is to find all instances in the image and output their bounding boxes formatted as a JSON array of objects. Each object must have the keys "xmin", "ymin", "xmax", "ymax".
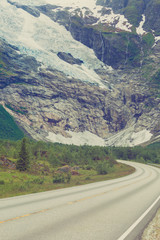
[{"xmin": 16, "ymin": 138, "xmax": 30, "ymax": 171}]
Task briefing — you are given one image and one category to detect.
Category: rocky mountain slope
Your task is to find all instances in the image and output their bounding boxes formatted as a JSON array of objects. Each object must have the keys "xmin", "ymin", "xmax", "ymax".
[{"xmin": 0, "ymin": 0, "xmax": 159, "ymax": 146}]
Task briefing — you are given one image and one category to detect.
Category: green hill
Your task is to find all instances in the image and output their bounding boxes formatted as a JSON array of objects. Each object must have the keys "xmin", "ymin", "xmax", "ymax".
[{"xmin": 0, "ymin": 105, "xmax": 24, "ymax": 140}]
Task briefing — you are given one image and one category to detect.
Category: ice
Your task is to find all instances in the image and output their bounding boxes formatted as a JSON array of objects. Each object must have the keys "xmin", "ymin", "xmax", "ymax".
[
  {"xmin": 7, "ymin": 0, "xmax": 97, "ymax": 8},
  {"xmin": 0, "ymin": 0, "xmax": 108, "ymax": 88}
]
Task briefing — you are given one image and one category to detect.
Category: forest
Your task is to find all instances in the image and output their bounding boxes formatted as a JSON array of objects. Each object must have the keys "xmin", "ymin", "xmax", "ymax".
[{"xmin": 0, "ymin": 138, "xmax": 160, "ymax": 167}]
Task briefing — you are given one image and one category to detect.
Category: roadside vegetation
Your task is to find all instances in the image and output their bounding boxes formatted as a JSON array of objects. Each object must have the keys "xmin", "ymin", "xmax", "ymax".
[
  {"xmin": 0, "ymin": 138, "xmax": 135, "ymax": 198},
  {"xmin": 0, "ymin": 138, "xmax": 159, "ymax": 198},
  {"xmin": 112, "ymin": 142, "xmax": 160, "ymax": 164}
]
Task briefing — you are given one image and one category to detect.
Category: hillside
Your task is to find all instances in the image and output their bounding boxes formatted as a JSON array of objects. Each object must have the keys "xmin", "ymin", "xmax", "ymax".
[{"xmin": 0, "ymin": 105, "xmax": 24, "ymax": 140}]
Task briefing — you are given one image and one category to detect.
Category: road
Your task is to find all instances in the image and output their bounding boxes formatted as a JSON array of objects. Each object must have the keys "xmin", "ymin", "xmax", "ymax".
[{"xmin": 0, "ymin": 161, "xmax": 160, "ymax": 240}]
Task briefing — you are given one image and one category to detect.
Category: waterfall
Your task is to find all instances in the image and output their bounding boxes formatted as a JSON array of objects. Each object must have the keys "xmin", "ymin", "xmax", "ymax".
[
  {"xmin": 68, "ymin": 12, "xmax": 72, "ymax": 34},
  {"xmin": 136, "ymin": 14, "xmax": 146, "ymax": 71},
  {"xmin": 100, "ymin": 31, "xmax": 105, "ymax": 62},
  {"xmin": 124, "ymin": 35, "xmax": 129, "ymax": 66},
  {"xmin": 139, "ymin": 35, "xmax": 144, "ymax": 70}
]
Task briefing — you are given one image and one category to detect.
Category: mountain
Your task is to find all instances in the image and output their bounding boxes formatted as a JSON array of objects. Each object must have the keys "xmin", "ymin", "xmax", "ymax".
[{"xmin": 0, "ymin": 0, "xmax": 159, "ymax": 146}]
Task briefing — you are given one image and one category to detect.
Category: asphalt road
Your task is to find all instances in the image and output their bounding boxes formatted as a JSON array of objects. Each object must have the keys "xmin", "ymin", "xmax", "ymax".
[{"xmin": 0, "ymin": 160, "xmax": 160, "ymax": 240}]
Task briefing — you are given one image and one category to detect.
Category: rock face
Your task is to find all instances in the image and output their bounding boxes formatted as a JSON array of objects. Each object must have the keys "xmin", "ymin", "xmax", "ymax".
[
  {"xmin": 69, "ymin": 26, "xmax": 142, "ymax": 68},
  {"xmin": 0, "ymin": 0, "xmax": 159, "ymax": 146},
  {"xmin": 34, "ymin": 1, "xmax": 156, "ymax": 69},
  {"xmin": 99, "ymin": 0, "xmax": 160, "ymax": 33},
  {"xmin": 57, "ymin": 52, "xmax": 83, "ymax": 65},
  {"xmin": 144, "ymin": 1, "xmax": 160, "ymax": 35}
]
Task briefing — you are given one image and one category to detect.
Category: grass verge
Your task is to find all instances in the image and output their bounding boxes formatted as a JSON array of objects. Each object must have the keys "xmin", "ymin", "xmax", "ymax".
[{"xmin": 0, "ymin": 162, "xmax": 135, "ymax": 199}]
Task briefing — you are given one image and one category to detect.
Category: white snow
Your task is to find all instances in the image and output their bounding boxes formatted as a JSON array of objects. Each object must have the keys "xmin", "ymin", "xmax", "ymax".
[
  {"xmin": 115, "ymin": 14, "xmax": 132, "ymax": 32},
  {"xmin": 46, "ymin": 130, "xmax": 106, "ymax": 146},
  {"xmin": 46, "ymin": 127, "xmax": 153, "ymax": 146},
  {"xmin": 155, "ymin": 36, "xmax": 160, "ymax": 42},
  {"xmin": 136, "ymin": 14, "xmax": 146, "ymax": 35},
  {"xmin": 10, "ymin": 0, "xmax": 132, "ymax": 32},
  {"xmin": 152, "ymin": 34, "xmax": 160, "ymax": 48},
  {"xmin": 105, "ymin": 127, "xmax": 153, "ymax": 147},
  {"xmin": 93, "ymin": 8, "xmax": 132, "ymax": 32},
  {"xmin": 0, "ymin": 0, "xmax": 109, "ymax": 88},
  {"xmin": 52, "ymin": 0, "xmax": 132, "ymax": 32}
]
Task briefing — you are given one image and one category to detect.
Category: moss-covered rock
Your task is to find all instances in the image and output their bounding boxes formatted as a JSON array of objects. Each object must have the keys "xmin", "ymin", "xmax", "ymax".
[
  {"xmin": 97, "ymin": 0, "xmax": 145, "ymax": 26},
  {"xmin": 151, "ymin": 69, "xmax": 160, "ymax": 86},
  {"xmin": 0, "ymin": 39, "xmax": 40, "ymax": 88},
  {"xmin": 69, "ymin": 21, "xmax": 143, "ymax": 68},
  {"xmin": 144, "ymin": 0, "xmax": 160, "ymax": 35},
  {"xmin": 97, "ymin": 0, "xmax": 160, "ymax": 33}
]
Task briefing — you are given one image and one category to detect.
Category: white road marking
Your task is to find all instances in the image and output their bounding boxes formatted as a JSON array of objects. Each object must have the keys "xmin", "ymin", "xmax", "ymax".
[{"xmin": 117, "ymin": 195, "xmax": 160, "ymax": 240}]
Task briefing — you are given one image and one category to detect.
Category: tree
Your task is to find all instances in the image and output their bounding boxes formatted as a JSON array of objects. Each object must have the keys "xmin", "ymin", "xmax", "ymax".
[{"xmin": 16, "ymin": 138, "xmax": 30, "ymax": 171}]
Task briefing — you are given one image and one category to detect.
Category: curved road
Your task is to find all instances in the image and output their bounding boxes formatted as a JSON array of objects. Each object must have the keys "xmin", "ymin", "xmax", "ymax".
[{"xmin": 0, "ymin": 161, "xmax": 160, "ymax": 240}]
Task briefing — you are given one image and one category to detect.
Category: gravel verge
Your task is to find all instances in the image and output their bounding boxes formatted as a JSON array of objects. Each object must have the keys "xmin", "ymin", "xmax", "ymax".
[{"xmin": 141, "ymin": 208, "xmax": 160, "ymax": 240}]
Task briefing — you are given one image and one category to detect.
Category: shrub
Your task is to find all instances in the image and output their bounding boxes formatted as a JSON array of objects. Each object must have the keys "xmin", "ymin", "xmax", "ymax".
[
  {"xmin": 32, "ymin": 177, "xmax": 44, "ymax": 185},
  {"xmin": 85, "ymin": 165, "xmax": 92, "ymax": 170},
  {"xmin": 18, "ymin": 184, "xmax": 28, "ymax": 191},
  {"xmin": 0, "ymin": 180, "xmax": 5, "ymax": 185},
  {"xmin": 53, "ymin": 172, "xmax": 71, "ymax": 183},
  {"xmin": 95, "ymin": 161, "xmax": 111, "ymax": 175},
  {"xmin": 66, "ymin": 173, "xmax": 71, "ymax": 183},
  {"xmin": 53, "ymin": 173, "xmax": 65, "ymax": 183},
  {"xmin": 85, "ymin": 176, "xmax": 91, "ymax": 180}
]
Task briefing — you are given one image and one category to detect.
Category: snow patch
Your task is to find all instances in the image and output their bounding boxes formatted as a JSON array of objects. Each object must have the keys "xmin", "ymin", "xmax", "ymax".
[
  {"xmin": 46, "ymin": 131, "xmax": 106, "ymax": 146},
  {"xmin": 95, "ymin": 9, "xmax": 132, "ymax": 32},
  {"xmin": 46, "ymin": 0, "xmax": 132, "ymax": 32},
  {"xmin": 52, "ymin": 1, "xmax": 132, "ymax": 32},
  {"xmin": 152, "ymin": 34, "xmax": 160, "ymax": 48},
  {"xmin": 46, "ymin": 127, "xmax": 153, "ymax": 147},
  {"xmin": 11, "ymin": 0, "xmax": 132, "ymax": 32},
  {"xmin": 115, "ymin": 14, "xmax": 132, "ymax": 32},
  {"xmin": 155, "ymin": 36, "xmax": 160, "ymax": 42},
  {"xmin": 105, "ymin": 127, "xmax": 153, "ymax": 147},
  {"xmin": 136, "ymin": 15, "xmax": 146, "ymax": 35}
]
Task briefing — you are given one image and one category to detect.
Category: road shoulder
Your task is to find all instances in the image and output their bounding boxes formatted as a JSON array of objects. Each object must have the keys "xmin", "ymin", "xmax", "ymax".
[{"xmin": 141, "ymin": 208, "xmax": 160, "ymax": 240}]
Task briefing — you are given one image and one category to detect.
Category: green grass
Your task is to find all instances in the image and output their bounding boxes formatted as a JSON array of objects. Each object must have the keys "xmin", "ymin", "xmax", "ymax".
[
  {"xmin": 142, "ymin": 33, "xmax": 155, "ymax": 48},
  {"xmin": 0, "ymin": 162, "xmax": 135, "ymax": 198},
  {"xmin": 0, "ymin": 105, "xmax": 24, "ymax": 140}
]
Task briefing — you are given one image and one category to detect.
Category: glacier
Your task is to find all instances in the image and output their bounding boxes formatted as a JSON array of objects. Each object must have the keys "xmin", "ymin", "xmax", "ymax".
[
  {"xmin": 0, "ymin": 0, "xmax": 110, "ymax": 88},
  {"xmin": 0, "ymin": 0, "xmax": 137, "ymax": 89}
]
